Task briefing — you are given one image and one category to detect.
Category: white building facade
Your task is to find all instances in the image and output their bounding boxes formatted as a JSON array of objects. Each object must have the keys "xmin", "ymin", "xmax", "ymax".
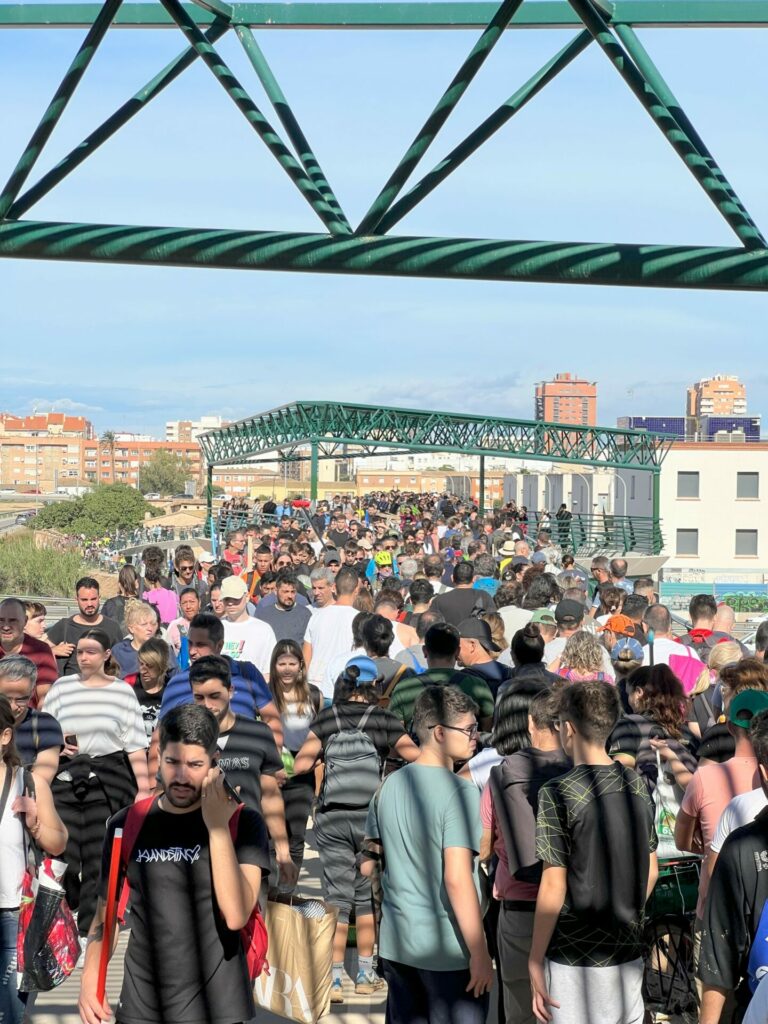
[{"xmin": 510, "ymin": 443, "xmax": 766, "ymax": 578}]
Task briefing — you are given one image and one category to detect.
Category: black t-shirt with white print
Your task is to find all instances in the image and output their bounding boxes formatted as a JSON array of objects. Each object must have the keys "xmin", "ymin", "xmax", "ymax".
[
  {"xmin": 102, "ymin": 800, "xmax": 269, "ymax": 1024},
  {"xmin": 216, "ymin": 714, "xmax": 283, "ymax": 813}
]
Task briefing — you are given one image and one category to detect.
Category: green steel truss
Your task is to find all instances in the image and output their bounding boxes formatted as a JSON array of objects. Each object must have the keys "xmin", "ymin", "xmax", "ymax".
[
  {"xmin": 0, "ymin": 0, "xmax": 767, "ymax": 289},
  {"xmin": 196, "ymin": 399, "xmax": 674, "ymax": 469}
]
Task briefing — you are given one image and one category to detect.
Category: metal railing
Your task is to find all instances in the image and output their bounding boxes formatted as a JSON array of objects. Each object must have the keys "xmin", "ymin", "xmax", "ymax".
[
  {"xmin": 211, "ymin": 507, "xmax": 663, "ymax": 555},
  {"xmin": 515, "ymin": 511, "xmax": 663, "ymax": 555}
]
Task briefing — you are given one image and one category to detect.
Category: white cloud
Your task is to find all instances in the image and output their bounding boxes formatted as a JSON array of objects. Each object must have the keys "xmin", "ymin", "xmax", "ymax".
[{"xmin": 28, "ymin": 398, "xmax": 104, "ymax": 414}]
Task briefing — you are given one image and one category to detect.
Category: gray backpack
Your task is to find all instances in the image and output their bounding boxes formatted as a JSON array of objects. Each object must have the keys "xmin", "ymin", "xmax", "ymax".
[{"xmin": 322, "ymin": 706, "xmax": 381, "ymax": 808}]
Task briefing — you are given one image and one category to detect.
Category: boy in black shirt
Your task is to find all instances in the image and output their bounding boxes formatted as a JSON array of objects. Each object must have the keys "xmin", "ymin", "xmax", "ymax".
[
  {"xmin": 530, "ymin": 680, "xmax": 658, "ymax": 1024},
  {"xmin": 78, "ymin": 704, "xmax": 270, "ymax": 1024},
  {"xmin": 189, "ymin": 655, "xmax": 297, "ymax": 890}
]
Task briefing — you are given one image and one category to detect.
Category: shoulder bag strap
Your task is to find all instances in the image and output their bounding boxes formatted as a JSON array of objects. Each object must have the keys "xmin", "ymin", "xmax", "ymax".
[
  {"xmin": 358, "ymin": 704, "xmax": 377, "ymax": 730},
  {"xmin": 0, "ymin": 766, "xmax": 13, "ymax": 823},
  {"xmin": 380, "ymin": 664, "xmax": 408, "ymax": 706}
]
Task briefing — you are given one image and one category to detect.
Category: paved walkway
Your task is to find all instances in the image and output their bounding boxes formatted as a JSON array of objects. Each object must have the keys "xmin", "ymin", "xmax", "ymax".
[{"xmin": 32, "ymin": 823, "xmax": 393, "ymax": 1024}]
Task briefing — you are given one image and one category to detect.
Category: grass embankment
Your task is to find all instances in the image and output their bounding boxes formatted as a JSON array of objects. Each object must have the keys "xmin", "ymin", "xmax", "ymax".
[{"xmin": 0, "ymin": 531, "xmax": 88, "ymax": 597}]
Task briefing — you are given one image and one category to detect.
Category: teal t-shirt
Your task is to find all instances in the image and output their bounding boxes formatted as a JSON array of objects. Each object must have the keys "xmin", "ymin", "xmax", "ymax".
[{"xmin": 366, "ymin": 763, "xmax": 481, "ymax": 971}]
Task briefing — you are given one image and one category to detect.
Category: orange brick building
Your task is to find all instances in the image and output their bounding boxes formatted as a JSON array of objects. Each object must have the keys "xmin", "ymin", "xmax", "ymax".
[
  {"xmin": 535, "ymin": 373, "xmax": 597, "ymax": 426},
  {"xmin": 686, "ymin": 375, "xmax": 747, "ymax": 417}
]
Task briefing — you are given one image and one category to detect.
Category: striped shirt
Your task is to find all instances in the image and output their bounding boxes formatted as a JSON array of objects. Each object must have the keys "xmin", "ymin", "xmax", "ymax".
[{"xmin": 43, "ymin": 674, "xmax": 148, "ymax": 756}]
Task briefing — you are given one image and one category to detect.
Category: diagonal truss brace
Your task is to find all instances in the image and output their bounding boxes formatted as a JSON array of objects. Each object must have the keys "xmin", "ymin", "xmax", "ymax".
[
  {"xmin": 159, "ymin": 0, "xmax": 352, "ymax": 235},
  {"xmin": 235, "ymin": 26, "xmax": 349, "ymax": 230},
  {"xmin": 7, "ymin": 18, "xmax": 230, "ymax": 219},
  {"xmin": 376, "ymin": 29, "xmax": 592, "ymax": 234},
  {"xmin": 0, "ymin": 0, "xmax": 123, "ymax": 219},
  {"xmin": 568, "ymin": 0, "xmax": 765, "ymax": 249},
  {"xmin": 357, "ymin": 0, "xmax": 525, "ymax": 235}
]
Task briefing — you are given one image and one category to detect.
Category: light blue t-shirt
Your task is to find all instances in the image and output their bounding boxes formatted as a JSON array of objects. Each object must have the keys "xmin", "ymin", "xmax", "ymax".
[{"xmin": 366, "ymin": 763, "xmax": 481, "ymax": 971}]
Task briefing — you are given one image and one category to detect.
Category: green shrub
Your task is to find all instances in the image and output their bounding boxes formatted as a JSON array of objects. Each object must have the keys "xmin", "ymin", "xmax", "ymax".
[{"xmin": 0, "ymin": 532, "xmax": 88, "ymax": 597}]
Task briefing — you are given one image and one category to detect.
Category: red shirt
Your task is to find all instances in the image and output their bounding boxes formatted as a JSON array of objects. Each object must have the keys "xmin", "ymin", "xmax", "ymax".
[{"xmin": 1, "ymin": 633, "xmax": 58, "ymax": 690}]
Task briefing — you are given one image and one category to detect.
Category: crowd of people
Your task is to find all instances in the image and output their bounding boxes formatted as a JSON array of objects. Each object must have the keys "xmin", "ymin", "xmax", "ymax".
[{"xmin": 1, "ymin": 490, "xmax": 768, "ymax": 1024}]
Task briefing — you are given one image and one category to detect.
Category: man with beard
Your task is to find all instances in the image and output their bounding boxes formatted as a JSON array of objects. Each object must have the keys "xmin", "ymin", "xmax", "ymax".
[
  {"xmin": 46, "ymin": 577, "xmax": 123, "ymax": 676},
  {"xmin": 78, "ymin": 703, "xmax": 270, "ymax": 1024}
]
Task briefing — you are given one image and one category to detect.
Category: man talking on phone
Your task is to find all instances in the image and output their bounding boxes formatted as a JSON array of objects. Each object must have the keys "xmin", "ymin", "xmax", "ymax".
[{"xmin": 78, "ymin": 704, "xmax": 270, "ymax": 1024}]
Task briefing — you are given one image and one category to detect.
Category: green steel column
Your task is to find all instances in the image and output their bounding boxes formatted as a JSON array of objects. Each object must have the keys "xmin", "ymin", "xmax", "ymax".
[
  {"xmin": 478, "ymin": 455, "xmax": 486, "ymax": 516},
  {"xmin": 310, "ymin": 441, "xmax": 319, "ymax": 502},
  {"xmin": 206, "ymin": 463, "xmax": 213, "ymax": 514},
  {"xmin": 652, "ymin": 469, "xmax": 661, "ymax": 553},
  {"xmin": 0, "ymin": 0, "xmax": 123, "ymax": 219}
]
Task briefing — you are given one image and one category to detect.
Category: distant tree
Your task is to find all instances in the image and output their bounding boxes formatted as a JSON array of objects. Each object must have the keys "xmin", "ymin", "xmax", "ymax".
[
  {"xmin": 34, "ymin": 484, "xmax": 153, "ymax": 538},
  {"xmin": 138, "ymin": 451, "xmax": 193, "ymax": 497}
]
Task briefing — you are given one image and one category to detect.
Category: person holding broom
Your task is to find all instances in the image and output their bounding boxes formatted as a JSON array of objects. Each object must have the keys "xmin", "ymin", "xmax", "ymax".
[{"xmin": 77, "ymin": 704, "xmax": 270, "ymax": 1024}]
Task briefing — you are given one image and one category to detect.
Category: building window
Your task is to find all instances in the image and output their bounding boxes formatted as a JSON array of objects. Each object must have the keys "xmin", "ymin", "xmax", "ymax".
[
  {"xmin": 677, "ymin": 471, "xmax": 699, "ymax": 499},
  {"xmin": 737, "ymin": 472, "xmax": 759, "ymax": 499},
  {"xmin": 676, "ymin": 529, "xmax": 698, "ymax": 556},
  {"xmin": 735, "ymin": 529, "xmax": 758, "ymax": 556}
]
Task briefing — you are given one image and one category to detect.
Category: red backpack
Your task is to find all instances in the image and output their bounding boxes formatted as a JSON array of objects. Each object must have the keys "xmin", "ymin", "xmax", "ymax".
[{"xmin": 118, "ymin": 796, "xmax": 269, "ymax": 979}]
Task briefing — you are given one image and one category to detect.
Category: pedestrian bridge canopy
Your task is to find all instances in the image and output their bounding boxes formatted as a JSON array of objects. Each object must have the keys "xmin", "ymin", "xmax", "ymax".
[{"xmin": 198, "ymin": 400, "xmax": 673, "ymax": 553}]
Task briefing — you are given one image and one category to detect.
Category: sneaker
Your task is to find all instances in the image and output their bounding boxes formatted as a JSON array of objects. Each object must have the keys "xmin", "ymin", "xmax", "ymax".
[
  {"xmin": 355, "ymin": 970, "xmax": 385, "ymax": 995},
  {"xmin": 330, "ymin": 978, "xmax": 344, "ymax": 1003}
]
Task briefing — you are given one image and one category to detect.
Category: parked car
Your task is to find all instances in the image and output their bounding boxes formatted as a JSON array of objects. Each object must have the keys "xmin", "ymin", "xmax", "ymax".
[
  {"xmin": 145, "ymin": 492, "xmax": 161, "ymax": 501},
  {"xmin": 15, "ymin": 510, "xmax": 36, "ymax": 525}
]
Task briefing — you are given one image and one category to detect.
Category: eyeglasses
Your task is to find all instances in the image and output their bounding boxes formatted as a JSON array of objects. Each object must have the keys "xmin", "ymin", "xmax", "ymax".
[
  {"xmin": 430, "ymin": 723, "xmax": 478, "ymax": 739},
  {"xmin": 6, "ymin": 695, "xmax": 31, "ymax": 707}
]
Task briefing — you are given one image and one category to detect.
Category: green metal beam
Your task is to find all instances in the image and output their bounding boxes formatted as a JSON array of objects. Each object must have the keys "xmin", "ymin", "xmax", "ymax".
[
  {"xmin": 376, "ymin": 29, "xmax": 592, "ymax": 234},
  {"xmin": 235, "ymin": 26, "xmax": 350, "ymax": 229},
  {"xmin": 2, "ymin": 219, "xmax": 767, "ymax": 291},
  {"xmin": 357, "ymin": 0, "xmax": 524, "ymax": 234},
  {"xmin": 3, "ymin": 2, "xmax": 768, "ymax": 29},
  {"xmin": 0, "ymin": 0, "xmax": 122, "ymax": 219},
  {"xmin": 8, "ymin": 19, "xmax": 230, "ymax": 220},
  {"xmin": 568, "ymin": 0, "xmax": 766, "ymax": 250},
  {"xmin": 193, "ymin": 400, "xmax": 674, "ymax": 474}
]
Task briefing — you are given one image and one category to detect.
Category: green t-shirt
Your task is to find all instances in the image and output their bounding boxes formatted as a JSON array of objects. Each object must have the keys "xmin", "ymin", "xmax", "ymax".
[
  {"xmin": 366, "ymin": 763, "xmax": 481, "ymax": 971},
  {"xmin": 387, "ymin": 667, "xmax": 494, "ymax": 728}
]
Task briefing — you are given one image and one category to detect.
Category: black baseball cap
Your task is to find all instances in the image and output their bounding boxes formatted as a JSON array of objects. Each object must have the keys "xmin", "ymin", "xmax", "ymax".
[
  {"xmin": 457, "ymin": 617, "xmax": 502, "ymax": 653},
  {"xmin": 555, "ymin": 599, "xmax": 585, "ymax": 627}
]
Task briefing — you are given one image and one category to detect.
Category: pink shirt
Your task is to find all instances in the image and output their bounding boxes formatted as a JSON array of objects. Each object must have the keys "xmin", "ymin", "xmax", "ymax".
[
  {"xmin": 144, "ymin": 587, "xmax": 179, "ymax": 626},
  {"xmin": 481, "ymin": 784, "xmax": 539, "ymax": 902},
  {"xmin": 681, "ymin": 755, "xmax": 760, "ymax": 918}
]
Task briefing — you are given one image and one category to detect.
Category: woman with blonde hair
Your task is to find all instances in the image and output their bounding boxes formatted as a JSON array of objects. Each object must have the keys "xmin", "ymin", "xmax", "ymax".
[
  {"xmin": 555, "ymin": 631, "xmax": 611, "ymax": 682},
  {"xmin": 687, "ymin": 640, "xmax": 743, "ymax": 739},
  {"xmin": 112, "ymin": 599, "xmax": 177, "ymax": 679}
]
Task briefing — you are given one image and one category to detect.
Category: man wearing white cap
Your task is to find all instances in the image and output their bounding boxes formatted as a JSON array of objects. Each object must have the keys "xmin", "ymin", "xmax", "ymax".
[{"xmin": 220, "ymin": 576, "xmax": 277, "ymax": 679}]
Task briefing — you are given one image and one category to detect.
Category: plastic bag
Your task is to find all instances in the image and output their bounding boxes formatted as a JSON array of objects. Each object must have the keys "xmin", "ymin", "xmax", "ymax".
[{"xmin": 17, "ymin": 856, "xmax": 80, "ymax": 992}]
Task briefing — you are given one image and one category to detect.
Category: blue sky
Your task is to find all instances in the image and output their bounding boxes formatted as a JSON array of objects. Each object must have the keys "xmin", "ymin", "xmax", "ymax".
[{"xmin": 1, "ymin": 7, "xmax": 766, "ymax": 436}]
